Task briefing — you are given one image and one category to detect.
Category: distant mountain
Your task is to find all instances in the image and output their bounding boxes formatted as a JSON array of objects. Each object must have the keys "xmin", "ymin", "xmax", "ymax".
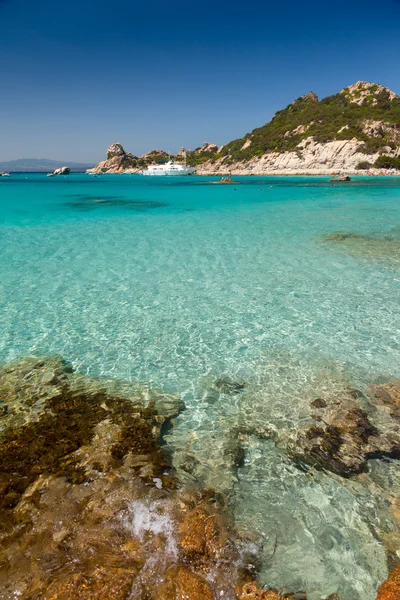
[{"xmin": 0, "ymin": 158, "xmax": 95, "ymax": 172}]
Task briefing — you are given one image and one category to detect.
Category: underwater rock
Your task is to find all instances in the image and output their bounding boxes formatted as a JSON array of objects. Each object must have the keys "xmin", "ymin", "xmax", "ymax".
[
  {"xmin": 287, "ymin": 385, "xmax": 400, "ymax": 477},
  {"xmin": 178, "ymin": 503, "xmax": 226, "ymax": 562},
  {"xmin": 155, "ymin": 566, "xmax": 214, "ymax": 600},
  {"xmin": 376, "ymin": 562, "xmax": 400, "ymax": 600},
  {"xmin": 370, "ymin": 382, "xmax": 400, "ymax": 414},
  {"xmin": 237, "ymin": 582, "xmax": 294, "ymax": 599},
  {"xmin": 45, "ymin": 567, "xmax": 135, "ymax": 600},
  {"xmin": 321, "ymin": 231, "xmax": 400, "ymax": 262},
  {"xmin": 214, "ymin": 376, "xmax": 246, "ymax": 394}
]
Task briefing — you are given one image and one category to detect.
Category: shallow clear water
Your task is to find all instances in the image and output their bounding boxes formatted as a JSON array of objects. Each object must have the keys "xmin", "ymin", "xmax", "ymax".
[{"xmin": 1, "ymin": 173, "xmax": 400, "ymax": 598}]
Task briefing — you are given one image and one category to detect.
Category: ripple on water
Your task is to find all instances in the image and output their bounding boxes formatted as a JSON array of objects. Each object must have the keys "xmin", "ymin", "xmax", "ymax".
[{"xmin": 1, "ymin": 174, "xmax": 400, "ymax": 599}]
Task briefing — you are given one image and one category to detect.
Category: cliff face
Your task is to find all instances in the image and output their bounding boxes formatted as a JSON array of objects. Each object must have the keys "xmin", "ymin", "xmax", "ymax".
[{"xmin": 196, "ymin": 139, "xmax": 385, "ymax": 175}]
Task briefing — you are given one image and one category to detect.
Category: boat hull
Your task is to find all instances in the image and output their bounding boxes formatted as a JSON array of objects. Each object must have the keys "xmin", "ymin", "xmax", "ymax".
[{"xmin": 142, "ymin": 169, "xmax": 195, "ymax": 176}]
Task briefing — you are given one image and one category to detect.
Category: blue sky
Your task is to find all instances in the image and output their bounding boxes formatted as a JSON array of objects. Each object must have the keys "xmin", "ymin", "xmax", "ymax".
[{"xmin": 1, "ymin": 0, "xmax": 400, "ymax": 162}]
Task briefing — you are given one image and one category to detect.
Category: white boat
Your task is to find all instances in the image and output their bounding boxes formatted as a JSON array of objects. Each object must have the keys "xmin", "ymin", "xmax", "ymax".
[
  {"xmin": 0, "ymin": 172, "xmax": 10, "ymax": 177},
  {"xmin": 142, "ymin": 160, "xmax": 195, "ymax": 177}
]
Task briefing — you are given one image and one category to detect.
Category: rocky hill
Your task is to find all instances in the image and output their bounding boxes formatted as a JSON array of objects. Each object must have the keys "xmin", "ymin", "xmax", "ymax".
[
  {"xmin": 89, "ymin": 82, "xmax": 400, "ymax": 175},
  {"xmin": 194, "ymin": 81, "xmax": 400, "ymax": 174}
]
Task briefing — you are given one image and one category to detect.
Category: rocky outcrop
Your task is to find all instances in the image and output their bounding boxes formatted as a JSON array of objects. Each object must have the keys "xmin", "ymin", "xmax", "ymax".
[
  {"xmin": 195, "ymin": 142, "xmax": 219, "ymax": 154},
  {"xmin": 88, "ymin": 142, "xmax": 139, "ymax": 174},
  {"xmin": 52, "ymin": 166, "xmax": 70, "ymax": 175},
  {"xmin": 362, "ymin": 120, "xmax": 400, "ymax": 145},
  {"xmin": 341, "ymin": 81, "xmax": 398, "ymax": 106},
  {"xmin": 301, "ymin": 91, "xmax": 319, "ymax": 102}
]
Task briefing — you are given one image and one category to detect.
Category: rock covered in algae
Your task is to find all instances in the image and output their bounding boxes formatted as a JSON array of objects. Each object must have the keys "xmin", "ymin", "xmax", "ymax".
[
  {"xmin": 370, "ymin": 382, "xmax": 400, "ymax": 414},
  {"xmin": 286, "ymin": 384, "xmax": 400, "ymax": 478}
]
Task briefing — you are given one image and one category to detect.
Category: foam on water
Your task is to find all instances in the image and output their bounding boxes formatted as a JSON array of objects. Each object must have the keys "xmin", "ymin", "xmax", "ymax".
[
  {"xmin": 1, "ymin": 173, "xmax": 400, "ymax": 598},
  {"xmin": 121, "ymin": 500, "xmax": 178, "ymax": 558}
]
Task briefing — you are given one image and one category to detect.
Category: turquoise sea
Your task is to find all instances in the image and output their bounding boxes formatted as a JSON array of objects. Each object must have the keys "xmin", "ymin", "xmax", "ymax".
[{"xmin": 1, "ymin": 173, "xmax": 400, "ymax": 599}]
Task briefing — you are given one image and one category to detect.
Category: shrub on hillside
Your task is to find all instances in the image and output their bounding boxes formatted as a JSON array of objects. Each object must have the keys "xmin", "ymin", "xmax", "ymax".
[
  {"xmin": 356, "ymin": 161, "xmax": 373, "ymax": 170},
  {"xmin": 374, "ymin": 155, "xmax": 400, "ymax": 170}
]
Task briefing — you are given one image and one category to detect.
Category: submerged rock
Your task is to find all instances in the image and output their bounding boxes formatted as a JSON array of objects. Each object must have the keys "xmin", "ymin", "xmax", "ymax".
[
  {"xmin": 321, "ymin": 232, "xmax": 400, "ymax": 262},
  {"xmin": 287, "ymin": 385, "xmax": 400, "ymax": 477},
  {"xmin": 237, "ymin": 582, "xmax": 304, "ymax": 599},
  {"xmin": 155, "ymin": 566, "xmax": 214, "ymax": 600},
  {"xmin": 45, "ymin": 567, "xmax": 135, "ymax": 600},
  {"xmin": 214, "ymin": 376, "xmax": 246, "ymax": 394}
]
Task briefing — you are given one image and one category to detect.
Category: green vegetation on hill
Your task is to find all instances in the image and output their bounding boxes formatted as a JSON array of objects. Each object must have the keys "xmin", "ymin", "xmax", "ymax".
[
  {"xmin": 185, "ymin": 151, "xmax": 223, "ymax": 166},
  {"xmin": 374, "ymin": 155, "xmax": 400, "ymax": 170},
  {"xmin": 210, "ymin": 86, "xmax": 400, "ymax": 163}
]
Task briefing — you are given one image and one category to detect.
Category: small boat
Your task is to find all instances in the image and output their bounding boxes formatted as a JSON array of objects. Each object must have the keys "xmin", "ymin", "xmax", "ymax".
[
  {"xmin": 0, "ymin": 172, "xmax": 10, "ymax": 177},
  {"xmin": 215, "ymin": 177, "xmax": 237, "ymax": 184},
  {"xmin": 331, "ymin": 173, "xmax": 351, "ymax": 182}
]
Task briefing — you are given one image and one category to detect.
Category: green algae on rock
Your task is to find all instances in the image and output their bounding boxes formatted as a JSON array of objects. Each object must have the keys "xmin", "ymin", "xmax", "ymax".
[
  {"xmin": 285, "ymin": 385, "xmax": 400, "ymax": 477},
  {"xmin": 0, "ymin": 357, "xmax": 182, "ymax": 528}
]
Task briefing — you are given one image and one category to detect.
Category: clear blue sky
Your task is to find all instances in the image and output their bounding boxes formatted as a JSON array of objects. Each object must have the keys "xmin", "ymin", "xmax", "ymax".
[{"xmin": 1, "ymin": 0, "xmax": 400, "ymax": 162}]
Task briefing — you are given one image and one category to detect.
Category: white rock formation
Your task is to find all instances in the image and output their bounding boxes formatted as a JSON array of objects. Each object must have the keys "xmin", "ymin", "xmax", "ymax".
[
  {"xmin": 196, "ymin": 138, "xmax": 387, "ymax": 175},
  {"xmin": 195, "ymin": 142, "xmax": 219, "ymax": 154},
  {"xmin": 52, "ymin": 167, "xmax": 70, "ymax": 175},
  {"xmin": 87, "ymin": 142, "xmax": 139, "ymax": 174}
]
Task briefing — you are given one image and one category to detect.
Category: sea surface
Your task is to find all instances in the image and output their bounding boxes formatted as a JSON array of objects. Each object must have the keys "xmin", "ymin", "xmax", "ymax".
[{"xmin": 1, "ymin": 173, "xmax": 400, "ymax": 599}]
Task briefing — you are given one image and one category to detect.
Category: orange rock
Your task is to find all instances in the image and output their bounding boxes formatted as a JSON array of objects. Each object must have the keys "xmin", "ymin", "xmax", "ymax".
[
  {"xmin": 178, "ymin": 506, "xmax": 225, "ymax": 561},
  {"xmin": 45, "ymin": 567, "xmax": 134, "ymax": 600},
  {"xmin": 376, "ymin": 563, "xmax": 400, "ymax": 600},
  {"xmin": 155, "ymin": 566, "xmax": 214, "ymax": 600},
  {"xmin": 237, "ymin": 581, "xmax": 290, "ymax": 599}
]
